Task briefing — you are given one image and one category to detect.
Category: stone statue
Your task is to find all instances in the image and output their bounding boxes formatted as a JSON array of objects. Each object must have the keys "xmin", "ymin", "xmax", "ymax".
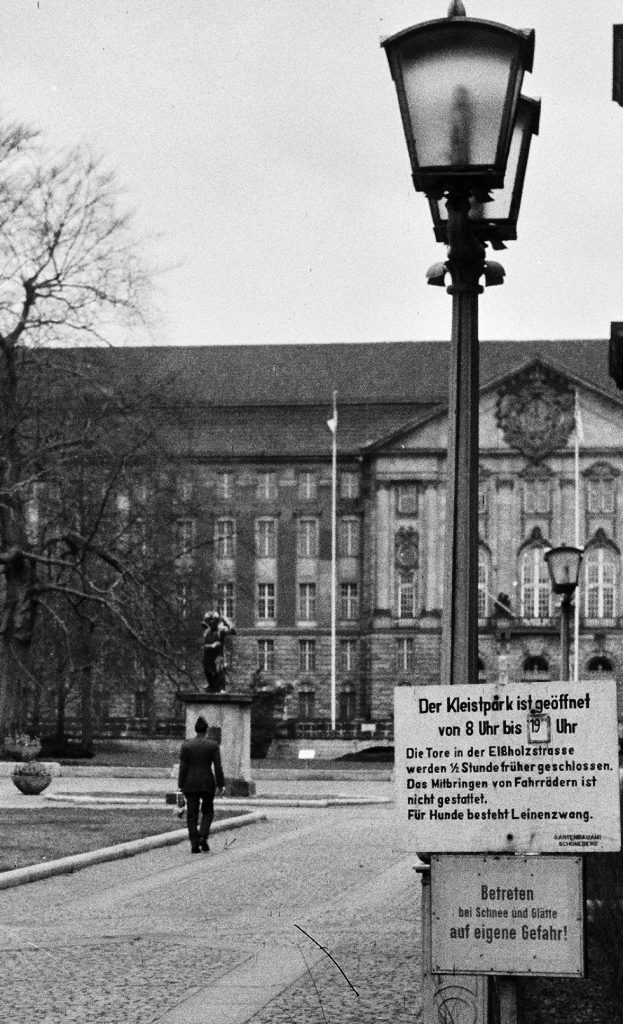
[{"xmin": 201, "ymin": 610, "xmax": 235, "ymax": 692}]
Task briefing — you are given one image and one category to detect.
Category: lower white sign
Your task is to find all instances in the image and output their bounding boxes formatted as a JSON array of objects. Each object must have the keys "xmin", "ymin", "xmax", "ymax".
[
  {"xmin": 431, "ymin": 855, "xmax": 585, "ymax": 977},
  {"xmin": 395, "ymin": 681, "xmax": 621, "ymax": 853}
]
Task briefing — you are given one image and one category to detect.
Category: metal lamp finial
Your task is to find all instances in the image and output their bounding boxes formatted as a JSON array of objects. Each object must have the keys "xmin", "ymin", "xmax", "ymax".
[{"xmin": 448, "ymin": 0, "xmax": 466, "ymax": 16}]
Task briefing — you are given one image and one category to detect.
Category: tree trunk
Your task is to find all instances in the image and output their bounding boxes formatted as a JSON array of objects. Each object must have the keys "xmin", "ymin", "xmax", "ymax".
[
  {"xmin": 147, "ymin": 670, "xmax": 157, "ymax": 736},
  {"xmin": 79, "ymin": 622, "xmax": 95, "ymax": 752},
  {"xmin": 0, "ymin": 638, "xmax": 18, "ymax": 739},
  {"xmin": 0, "ymin": 552, "xmax": 37, "ymax": 741},
  {"xmin": 55, "ymin": 672, "xmax": 67, "ymax": 744}
]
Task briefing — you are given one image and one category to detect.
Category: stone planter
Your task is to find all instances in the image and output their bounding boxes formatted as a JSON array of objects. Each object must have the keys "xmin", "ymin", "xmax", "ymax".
[{"xmin": 11, "ymin": 766, "xmax": 52, "ymax": 795}]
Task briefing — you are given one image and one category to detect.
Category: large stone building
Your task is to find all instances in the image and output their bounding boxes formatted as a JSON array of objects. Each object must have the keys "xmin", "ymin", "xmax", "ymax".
[{"xmin": 31, "ymin": 339, "xmax": 623, "ymax": 745}]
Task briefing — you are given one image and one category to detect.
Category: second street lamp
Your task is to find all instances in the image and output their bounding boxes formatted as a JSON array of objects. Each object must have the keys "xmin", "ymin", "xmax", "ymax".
[
  {"xmin": 545, "ymin": 545, "xmax": 584, "ymax": 683},
  {"xmin": 428, "ymin": 94, "xmax": 541, "ymax": 249},
  {"xmin": 382, "ymin": 2, "xmax": 536, "ymax": 689}
]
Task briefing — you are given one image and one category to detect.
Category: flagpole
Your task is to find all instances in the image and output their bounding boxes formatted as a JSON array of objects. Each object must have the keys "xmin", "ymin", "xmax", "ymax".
[
  {"xmin": 573, "ymin": 390, "xmax": 582, "ymax": 683},
  {"xmin": 330, "ymin": 391, "xmax": 337, "ymax": 731}
]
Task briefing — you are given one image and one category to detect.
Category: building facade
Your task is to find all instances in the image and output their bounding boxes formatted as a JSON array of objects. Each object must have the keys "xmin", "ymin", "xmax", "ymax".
[{"xmin": 29, "ymin": 339, "xmax": 623, "ymax": 744}]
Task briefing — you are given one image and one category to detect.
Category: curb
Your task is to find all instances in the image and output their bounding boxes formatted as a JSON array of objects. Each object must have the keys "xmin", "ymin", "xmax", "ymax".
[
  {"xmin": 45, "ymin": 793, "xmax": 392, "ymax": 809},
  {"xmin": 0, "ymin": 811, "xmax": 266, "ymax": 891}
]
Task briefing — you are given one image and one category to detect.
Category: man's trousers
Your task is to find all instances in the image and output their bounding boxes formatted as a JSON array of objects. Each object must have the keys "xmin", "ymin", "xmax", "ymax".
[{"xmin": 185, "ymin": 791, "xmax": 215, "ymax": 844}]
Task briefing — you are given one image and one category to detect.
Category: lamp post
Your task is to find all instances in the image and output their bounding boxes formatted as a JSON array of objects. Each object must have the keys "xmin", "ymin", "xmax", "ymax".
[
  {"xmin": 544, "ymin": 545, "xmax": 583, "ymax": 682},
  {"xmin": 383, "ymin": 7, "xmax": 537, "ymax": 1024},
  {"xmin": 382, "ymin": 2, "xmax": 536, "ymax": 689}
]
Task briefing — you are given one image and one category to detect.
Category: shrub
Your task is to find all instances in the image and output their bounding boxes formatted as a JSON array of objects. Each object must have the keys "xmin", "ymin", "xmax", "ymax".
[
  {"xmin": 585, "ymin": 790, "xmax": 623, "ymax": 1009},
  {"xmin": 39, "ymin": 735, "xmax": 95, "ymax": 760}
]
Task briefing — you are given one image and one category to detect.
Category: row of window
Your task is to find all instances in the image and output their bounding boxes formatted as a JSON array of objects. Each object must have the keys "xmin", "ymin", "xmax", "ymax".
[
  {"xmin": 257, "ymin": 637, "xmax": 360, "ymax": 673},
  {"xmin": 211, "ymin": 516, "xmax": 360, "ymax": 560},
  {"xmin": 478, "ymin": 546, "xmax": 619, "ymax": 620},
  {"xmin": 479, "ymin": 477, "xmax": 617, "ymax": 516},
  {"xmin": 256, "ymin": 582, "xmax": 359, "ymax": 622},
  {"xmin": 214, "ymin": 470, "xmax": 360, "ymax": 501},
  {"xmin": 214, "ymin": 552, "xmax": 618, "ymax": 625},
  {"xmin": 199, "ymin": 473, "xmax": 619, "ymax": 516}
]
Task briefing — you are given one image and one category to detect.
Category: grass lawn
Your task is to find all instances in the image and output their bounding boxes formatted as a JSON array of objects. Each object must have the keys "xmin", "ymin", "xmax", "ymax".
[{"xmin": 0, "ymin": 806, "xmax": 239, "ymax": 873}]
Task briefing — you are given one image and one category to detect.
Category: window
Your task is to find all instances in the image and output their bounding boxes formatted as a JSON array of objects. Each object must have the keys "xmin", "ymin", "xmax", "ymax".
[
  {"xmin": 339, "ymin": 686, "xmax": 356, "ymax": 721},
  {"xmin": 299, "ymin": 689, "xmax": 315, "ymax": 720},
  {"xmin": 257, "ymin": 639, "xmax": 275, "ymax": 673},
  {"xmin": 177, "ymin": 478, "xmax": 192, "ymax": 503},
  {"xmin": 116, "ymin": 492, "xmax": 130, "ymax": 517},
  {"xmin": 340, "ymin": 582, "xmax": 359, "ymax": 620},
  {"xmin": 258, "ymin": 582, "xmax": 276, "ymax": 620},
  {"xmin": 257, "ymin": 471, "xmax": 277, "ymax": 501},
  {"xmin": 584, "ymin": 549, "xmax": 617, "ymax": 619},
  {"xmin": 298, "ymin": 583, "xmax": 317, "ymax": 621},
  {"xmin": 135, "ymin": 690, "xmax": 148, "ymax": 718},
  {"xmin": 522, "ymin": 655, "xmax": 550, "ymax": 679},
  {"xmin": 340, "ymin": 638, "xmax": 358, "ymax": 673},
  {"xmin": 299, "ymin": 639, "xmax": 316, "ymax": 673},
  {"xmin": 256, "ymin": 518, "xmax": 276, "ymax": 558},
  {"xmin": 176, "ymin": 581, "xmax": 189, "ymax": 620},
  {"xmin": 339, "ymin": 517, "xmax": 360, "ymax": 557},
  {"xmin": 588, "ymin": 478, "xmax": 615, "ymax": 514},
  {"xmin": 587, "ymin": 656, "xmax": 614, "ymax": 674},
  {"xmin": 25, "ymin": 487, "xmax": 41, "ymax": 544},
  {"xmin": 216, "ymin": 582, "xmax": 235, "ymax": 619},
  {"xmin": 478, "ymin": 558, "xmax": 489, "ymax": 618},
  {"xmin": 520, "ymin": 547, "xmax": 551, "ymax": 619},
  {"xmin": 397, "ymin": 484, "xmax": 418, "ymax": 514},
  {"xmin": 524, "ymin": 479, "xmax": 550, "ymax": 514},
  {"xmin": 397, "ymin": 570, "xmax": 417, "ymax": 618},
  {"xmin": 215, "ymin": 518, "xmax": 235, "ymax": 558},
  {"xmin": 297, "ymin": 518, "xmax": 318, "ymax": 558},
  {"xmin": 340, "ymin": 472, "xmax": 359, "ymax": 499},
  {"xmin": 478, "ymin": 483, "xmax": 487, "ymax": 514},
  {"xmin": 397, "ymin": 637, "xmax": 415, "ymax": 673},
  {"xmin": 175, "ymin": 518, "xmax": 196, "ymax": 566},
  {"xmin": 217, "ymin": 472, "xmax": 234, "ymax": 500},
  {"xmin": 298, "ymin": 471, "xmax": 317, "ymax": 500}
]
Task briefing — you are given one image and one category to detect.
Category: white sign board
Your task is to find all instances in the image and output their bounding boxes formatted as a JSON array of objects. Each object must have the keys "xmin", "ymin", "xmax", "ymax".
[
  {"xmin": 430, "ymin": 855, "xmax": 585, "ymax": 977},
  {"xmin": 395, "ymin": 681, "xmax": 621, "ymax": 853}
]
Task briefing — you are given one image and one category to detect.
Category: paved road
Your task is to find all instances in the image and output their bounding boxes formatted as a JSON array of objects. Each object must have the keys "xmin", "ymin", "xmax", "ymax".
[{"xmin": 0, "ymin": 800, "xmax": 423, "ymax": 1024}]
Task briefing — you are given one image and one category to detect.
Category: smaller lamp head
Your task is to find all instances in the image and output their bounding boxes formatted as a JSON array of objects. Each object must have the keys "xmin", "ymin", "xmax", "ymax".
[{"xmin": 544, "ymin": 545, "xmax": 583, "ymax": 596}]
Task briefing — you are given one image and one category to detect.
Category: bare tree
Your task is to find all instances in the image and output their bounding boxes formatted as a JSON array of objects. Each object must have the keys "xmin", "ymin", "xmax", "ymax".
[{"xmin": 0, "ymin": 118, "xmax": 161, "ymax": 741}]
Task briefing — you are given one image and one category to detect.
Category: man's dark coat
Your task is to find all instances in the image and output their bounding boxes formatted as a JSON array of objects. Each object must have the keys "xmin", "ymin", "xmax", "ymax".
[{"xmin": 177, "ymin": 735, "xmax": 225, "ymax": 794}]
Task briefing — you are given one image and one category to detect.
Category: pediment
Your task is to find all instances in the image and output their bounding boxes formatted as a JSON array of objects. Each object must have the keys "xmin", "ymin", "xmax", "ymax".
[{"xmin": 367, "ymin": 357, "xmax": 623, "ymax": 459}]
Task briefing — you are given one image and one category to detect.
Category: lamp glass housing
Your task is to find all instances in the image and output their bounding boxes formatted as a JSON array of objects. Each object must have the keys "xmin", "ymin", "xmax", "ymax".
[
  {"xmin": 544, "ymin": 546, "xmax": 583, "ymax": 596},
  {"xmin": 428, "ymin": 95, "xmax": 540, "ymax": 244},
  {"xmin": 382, "ymin": 18, "xmax": 534, "ymax": 192}
]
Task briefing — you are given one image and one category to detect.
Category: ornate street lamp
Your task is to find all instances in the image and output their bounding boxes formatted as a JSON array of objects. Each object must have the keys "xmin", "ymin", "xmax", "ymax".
[
  {"xmin": 544, "ymin": 545, "xmax": 583, "ymax": 682},
  {"xmin": 382, "ymin": 2, "xmax": 536, "ymax": 691},
  {"xmin": 428, "ymin": 95, "xmax": 541, "ymax": 248},
  {"xmin": 382, "ymin": 1, "xmax": 534, "ymax": 195}
]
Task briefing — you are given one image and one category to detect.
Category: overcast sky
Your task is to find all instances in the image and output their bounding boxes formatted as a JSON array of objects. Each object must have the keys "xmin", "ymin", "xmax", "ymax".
[{"xmin": 0, "ymin": 0, "xmax": 621, "ymax": 347}]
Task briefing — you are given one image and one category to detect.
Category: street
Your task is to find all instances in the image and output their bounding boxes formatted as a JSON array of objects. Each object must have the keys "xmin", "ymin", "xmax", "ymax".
[{"xmin": 0, "ymin": 798, "xmax": 422, "ymax": 1024}]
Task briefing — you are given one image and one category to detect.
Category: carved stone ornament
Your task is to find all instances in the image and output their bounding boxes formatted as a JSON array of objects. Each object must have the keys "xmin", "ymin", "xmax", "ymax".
[
  {"xmin": 495, "ymin": 364, "xmax": 575, "ymax": 462},
  {"xmin": 395, "ymin": 529, "xmax": 418, "ymax": 570}
]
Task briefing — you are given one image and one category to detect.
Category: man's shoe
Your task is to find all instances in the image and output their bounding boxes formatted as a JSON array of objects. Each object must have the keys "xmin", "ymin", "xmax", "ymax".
[
  {"xmin": 191, "ymin": 844, "xmax": 201, "ymax": 854},
  {"xmin": 199, "ymin": 839, "xmax": 210, "ymax": 852}
]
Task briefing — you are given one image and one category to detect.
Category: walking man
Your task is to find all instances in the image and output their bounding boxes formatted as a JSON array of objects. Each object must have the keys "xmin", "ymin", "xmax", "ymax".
[{"xmin": 178, "ymin": 716, "xmax": 225, "ymax": 853}]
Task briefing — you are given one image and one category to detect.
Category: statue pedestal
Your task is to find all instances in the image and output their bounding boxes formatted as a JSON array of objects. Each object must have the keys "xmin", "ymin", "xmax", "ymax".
[{"xmin": 177, "ymin": 692, "xmax": 255, "ymax": 797}]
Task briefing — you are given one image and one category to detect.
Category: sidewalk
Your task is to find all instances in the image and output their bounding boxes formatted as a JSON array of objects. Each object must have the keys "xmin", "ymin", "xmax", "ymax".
[
  {"xmin": 0, "ymin": 793, "xmax": 420, "ymax": 1024},
  {"xmin": 0, "ymin": 772, "xmax": 393, "ymax": 808},
  {"xmin": 0, "ymin": 772, "xmax": 394, "ymax": 891}
]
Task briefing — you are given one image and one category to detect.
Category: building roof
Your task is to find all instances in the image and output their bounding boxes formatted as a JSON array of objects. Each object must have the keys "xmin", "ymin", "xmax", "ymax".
[
  {"xmin": 46, "ymin": 338, "xmax": 616, "ymax": 406},
  {"xmin": 39, "ymin": 339, "xmax": 615, "ymax": 457}
]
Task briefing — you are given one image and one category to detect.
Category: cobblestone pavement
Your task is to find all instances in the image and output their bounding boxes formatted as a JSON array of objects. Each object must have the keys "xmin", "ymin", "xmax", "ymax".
[{"xmin": 0, "ymin": 797, "xmax": 423, "ymax": 1024}]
